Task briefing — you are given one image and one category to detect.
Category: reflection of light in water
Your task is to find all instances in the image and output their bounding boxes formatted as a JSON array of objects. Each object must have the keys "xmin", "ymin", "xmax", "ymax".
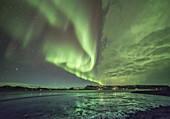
[
  {"xmin": 98, "ymin": 93, "xmax": 105, "ymax": 104},
  {"xmin": 98, "ymin": 93, "xmax": 104, "ymax": 99},
  {"xmin": 52, "ymin": 92, "xmax": 170, "ymax": 118}
]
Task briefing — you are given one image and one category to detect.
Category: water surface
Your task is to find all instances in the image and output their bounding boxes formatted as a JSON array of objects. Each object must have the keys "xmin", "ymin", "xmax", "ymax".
[{"xmin": 0, "ymin": 90, "xmax": 170, "ymax": 119}]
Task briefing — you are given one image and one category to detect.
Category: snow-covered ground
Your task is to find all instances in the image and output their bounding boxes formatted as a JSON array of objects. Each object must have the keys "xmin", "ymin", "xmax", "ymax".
[{"xmin": 0, "ymin": 91, "xmax": 170, "ymax": 119}]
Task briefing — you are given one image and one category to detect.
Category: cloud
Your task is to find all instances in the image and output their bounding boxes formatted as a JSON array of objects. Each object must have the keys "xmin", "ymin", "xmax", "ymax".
[{"xmin": 98, "ymin": 0, "xmax": 170, "ymax": 85}]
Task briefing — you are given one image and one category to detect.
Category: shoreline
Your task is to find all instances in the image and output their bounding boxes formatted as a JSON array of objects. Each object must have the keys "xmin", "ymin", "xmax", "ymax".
[
  {"xmin": 126, "ymin": 106, "xmax": 170, "ymax": 119},
  {"xmin": 131, "ymin": 90, "xmax": 170, "ymax": 97}
]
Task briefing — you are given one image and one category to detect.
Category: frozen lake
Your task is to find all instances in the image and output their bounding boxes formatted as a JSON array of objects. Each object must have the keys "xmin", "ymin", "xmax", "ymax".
[{"xmin": 0, "ymin": 90, "xmax": 170, "ymax": 119}]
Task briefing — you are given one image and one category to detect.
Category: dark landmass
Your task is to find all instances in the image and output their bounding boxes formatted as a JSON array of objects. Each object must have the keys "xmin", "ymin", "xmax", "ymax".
[
  {"xmin": 0, "ymin": 85, "xmax": 170, "ymax": 94},
  {"xmin": 0, "ymin": 85, "xmax": 67, "ymax": 91},
  {"xmin": 84, "ymin": 85, "xmax": 169, "ymax": 90},
  {"xmin": 126, "ymin": 106, "xmax": 170, "ymax": 119}
]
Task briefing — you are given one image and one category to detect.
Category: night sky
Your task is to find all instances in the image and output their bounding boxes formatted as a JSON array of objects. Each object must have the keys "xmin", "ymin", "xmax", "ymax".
[{"xmin": 0, "ymin": 0, "xmax": 170, "ymax": 88}]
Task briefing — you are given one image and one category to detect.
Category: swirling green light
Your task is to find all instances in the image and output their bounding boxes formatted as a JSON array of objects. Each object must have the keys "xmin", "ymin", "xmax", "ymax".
[{"xmin": 26, "ymin": 0, "xmax": 100, "ymax": 84}]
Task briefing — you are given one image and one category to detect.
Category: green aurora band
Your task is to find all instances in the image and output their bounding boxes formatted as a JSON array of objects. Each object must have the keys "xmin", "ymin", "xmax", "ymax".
[
  {"xmin": 0, "ymin": 0, "xmax": 101, "ymax": 84},
  {"xmin": 27, "ymin": 0, "xmax": 99, "ymax": 83}
]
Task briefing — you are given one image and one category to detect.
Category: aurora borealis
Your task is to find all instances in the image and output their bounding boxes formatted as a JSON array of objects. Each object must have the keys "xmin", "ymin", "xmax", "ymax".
[
  {"xmin": 27, "ymin": 0, "xmax": 101, "ymax": 82},
  {"xmin": 0, "ymin": 0, "xmax": 170, "ymax": 87}
]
